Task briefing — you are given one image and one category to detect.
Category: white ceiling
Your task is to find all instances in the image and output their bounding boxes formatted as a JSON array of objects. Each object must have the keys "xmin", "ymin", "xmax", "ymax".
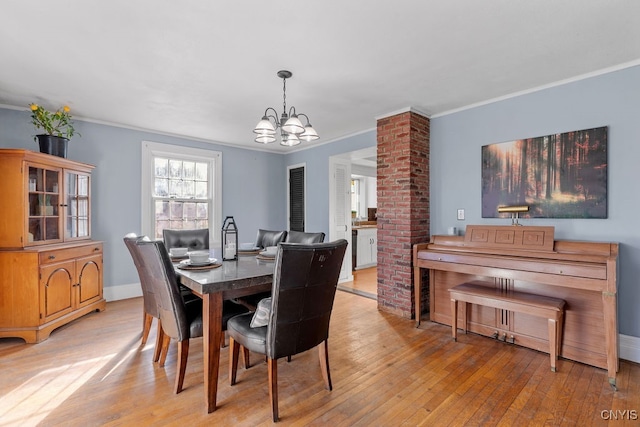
[{"xmin": 2, "ymin": 1, "xmax": 639, "ymax": 153}]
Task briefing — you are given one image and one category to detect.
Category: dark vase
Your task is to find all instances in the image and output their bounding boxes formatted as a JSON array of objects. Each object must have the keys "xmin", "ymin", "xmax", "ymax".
[{"xmin": 36, "ymin": 135, "xmax": 69, "ymax": 158}]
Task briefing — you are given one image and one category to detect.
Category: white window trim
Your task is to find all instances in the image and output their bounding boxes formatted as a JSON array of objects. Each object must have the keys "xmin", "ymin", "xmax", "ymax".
[{"xmin": 141, "ymin": 141, "xmax": 222, "ymax": 245}]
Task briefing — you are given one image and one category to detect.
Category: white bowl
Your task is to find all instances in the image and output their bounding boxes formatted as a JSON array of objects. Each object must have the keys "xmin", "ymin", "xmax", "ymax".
[
  {"xmin": 169, "ymin": 247, "xmax": 188, "ymax": 257},
  {"xmin": 188, "ymin": 251, "xmax": 210, "ymax": 264},
  {"xmin": 262, "ymin": 246, "xmax": 278, "ymax": 256},
  {"xmin": 239, "ymin": 242, "xmax": 256, "ymax": 250}
]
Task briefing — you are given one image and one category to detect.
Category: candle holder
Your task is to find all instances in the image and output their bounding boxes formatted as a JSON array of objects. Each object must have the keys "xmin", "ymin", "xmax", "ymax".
[{"xmin": 221, "ymin": 216, "xmax": 238, "ymax": 261}]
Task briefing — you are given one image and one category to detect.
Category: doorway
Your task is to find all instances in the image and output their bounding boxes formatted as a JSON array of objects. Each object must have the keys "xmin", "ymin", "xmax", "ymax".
[
  {"xmin": 337, "ymin": 266, "xmax": 377, "ymax": 300},
  {"xmin": 330, "ymin": 146, "xmax": 377, "ymax": 299}
]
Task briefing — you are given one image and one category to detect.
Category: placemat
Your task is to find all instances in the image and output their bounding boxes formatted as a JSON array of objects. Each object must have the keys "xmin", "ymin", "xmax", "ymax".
[
  {"xmin": 239, "ymin": 250, "xmax": 261, "ymax": 255},
  {"xmin": 177, "ymin": 262, "xmax": 222, "ymax": 271},
  {"xmin": 171, "ymin": 256, "xmax": 189, "ymax": 262},
  {"xmin": 255, "ymin": 254, "xmax": 275, "ymax": 261}
]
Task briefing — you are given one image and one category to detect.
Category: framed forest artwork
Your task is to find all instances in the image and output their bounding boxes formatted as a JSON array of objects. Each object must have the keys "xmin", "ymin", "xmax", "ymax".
[{"xmin": 482, "ymin": 126, "xmax": 608, "ymax": 219}]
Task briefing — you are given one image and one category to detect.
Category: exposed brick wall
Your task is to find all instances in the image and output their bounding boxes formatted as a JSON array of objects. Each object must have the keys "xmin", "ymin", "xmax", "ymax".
[{"xmin": 376, "ymin": 110, "xmax": 430, "ymax": 318}]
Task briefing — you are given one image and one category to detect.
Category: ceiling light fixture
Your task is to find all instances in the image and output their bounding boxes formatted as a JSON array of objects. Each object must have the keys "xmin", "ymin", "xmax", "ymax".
[{"xmin": 253, "ymin": 70, "xmax": 319, "ymax": 147}]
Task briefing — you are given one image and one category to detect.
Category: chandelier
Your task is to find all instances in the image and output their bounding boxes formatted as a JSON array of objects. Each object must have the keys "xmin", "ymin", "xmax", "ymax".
[{"xmin": 253, "ymin": 70, "xmax": 319, "ymax": 146}]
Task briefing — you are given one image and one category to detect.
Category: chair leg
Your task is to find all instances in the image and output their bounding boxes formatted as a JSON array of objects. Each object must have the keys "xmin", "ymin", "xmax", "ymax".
[
  {"xmin": 268, "ymin": 358, "xmax": 279, "ymax": 422},
  {"xmin": 158, "ymin": 333, "xmax": 171, "ymax": 367},
  {"xmin": 153, "ymin": 320, "xmax": 164, "ymax": 363},
  {"xmin": 175, "ymin": 339, "xmax": 189, "ymax": 394},
  {"xmin": 142, "ymin": 312, "xmax": 153, "ymax": 345},
  {"xmin": 242, "ymin": 346, "xmax": 251, "ymax": 369},
  {"xmin": 229, "ymin": 337, "xmax": 240, "ymax": 385},
  {"xmin": 318, "ymin": 340, "xmax": 332, "ymax": 391}
]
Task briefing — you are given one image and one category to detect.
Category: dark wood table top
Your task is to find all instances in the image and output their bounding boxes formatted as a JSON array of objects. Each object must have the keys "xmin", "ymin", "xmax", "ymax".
[{"xmin": 177, "ymin": 255, "xmax": 275, "ymax": 298}]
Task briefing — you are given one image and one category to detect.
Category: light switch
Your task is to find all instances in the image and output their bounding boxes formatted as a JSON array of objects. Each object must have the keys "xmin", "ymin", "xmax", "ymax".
[{"xmin": 457, "ymin": 209, "xmax": 465, "ymax": 220}]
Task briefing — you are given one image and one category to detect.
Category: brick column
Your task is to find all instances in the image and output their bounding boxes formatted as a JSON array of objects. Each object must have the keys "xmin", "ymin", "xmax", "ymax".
[{"xmin": 376, "ymin": 110, "xmax": 430, "ymax": 318}]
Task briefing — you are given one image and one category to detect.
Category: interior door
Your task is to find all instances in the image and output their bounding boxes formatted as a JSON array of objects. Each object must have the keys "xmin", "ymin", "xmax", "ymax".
[
  {"xmin": 329, "ymin": 158, "xmax": 352, "ymax": 282},
  {"xmin": 288, "ymin": 165, "xmax": 305, "ymax": 232}
]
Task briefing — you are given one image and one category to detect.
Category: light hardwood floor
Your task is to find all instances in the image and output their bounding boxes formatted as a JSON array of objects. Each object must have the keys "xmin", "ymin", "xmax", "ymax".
[
  {"xmin": 338, "ymin": 267, "xmax": 377, "ymax": 299},
  {"xmin": 1, "ymin": 291, "xmax": 638, "ymax": 426}
]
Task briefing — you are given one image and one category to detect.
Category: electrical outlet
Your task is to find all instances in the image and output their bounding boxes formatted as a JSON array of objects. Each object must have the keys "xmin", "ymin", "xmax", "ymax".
[{"xmin": 457, "ymin": 209, "xmax": 465, "ymax": 220}]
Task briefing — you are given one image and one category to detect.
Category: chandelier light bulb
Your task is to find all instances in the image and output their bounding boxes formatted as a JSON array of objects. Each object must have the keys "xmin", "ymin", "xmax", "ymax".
[
  {"xmin": 300, "ymin": 124, "xmax": 319, "ymax": 142},
  {"xmin": 255, "ymin": 134, "xmax": 276, "ymax": 144},
  {"xmin": 280, "ymin": 133, "xmax": 301, "ymax": 147},
  {"xmin": 282, "ymin": 115, "xmax": 305, "ymax": 135},
  {"xmin": 254, "ymin": 116, "xmax": 276, "ymax": 135}
]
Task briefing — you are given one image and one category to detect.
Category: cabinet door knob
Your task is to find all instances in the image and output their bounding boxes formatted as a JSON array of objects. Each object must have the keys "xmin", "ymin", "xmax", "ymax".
[
  {"xmin": 48, "ymin": 255, "xmax": 55, "ymax": 260},
  {"xmin": 94, "ymin": 247, "xmax": 100, "ymax": 252}
]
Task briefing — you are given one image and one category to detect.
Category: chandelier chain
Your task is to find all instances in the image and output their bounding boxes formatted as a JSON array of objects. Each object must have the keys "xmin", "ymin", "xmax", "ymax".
[{"xmin": 282, "ymin": 77, "xmax": 287, "ymax": 116}]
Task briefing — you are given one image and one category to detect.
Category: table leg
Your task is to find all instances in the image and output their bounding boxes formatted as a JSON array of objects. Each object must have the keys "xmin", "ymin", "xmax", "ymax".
[{"xmin": 203, "ymin": 292, "xmax": 223, "ymax": 413}]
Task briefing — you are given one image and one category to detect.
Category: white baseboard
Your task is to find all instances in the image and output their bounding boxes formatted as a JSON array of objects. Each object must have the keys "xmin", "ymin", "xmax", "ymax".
[
  {"xmin": 103, "ymin": 283, "xmax": 640, "ymax": 364},
  {"xmin": 620, "ymin": 334, "xmax": 640, "ymax": 363},
  {"xmin": 103, "ymin": 282, "xmax": 142, "ymax": 302}
]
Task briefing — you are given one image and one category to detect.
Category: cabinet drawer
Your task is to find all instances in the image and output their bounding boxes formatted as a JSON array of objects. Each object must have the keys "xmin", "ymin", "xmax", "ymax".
[{"xmin": 39, "ymin": 243, "xmax": 103, "ymax": 265}]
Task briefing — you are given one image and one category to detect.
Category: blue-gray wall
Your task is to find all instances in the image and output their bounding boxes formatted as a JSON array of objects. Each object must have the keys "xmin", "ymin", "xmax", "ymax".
[
  {"xmin": 429, "ymin": 65, "xmax": 640, "ymax": 337},
  {"xmin": 0, "ymin": 108, "xmax": 286, "ymax": 292},
  {"xmin": 1, "ymin": 64, "xmax": 638, "ymax": 338},
  {"xmin": 283, "ymin": 65, "xmax": 640, "ymax": 338},
  {"xmin": 284, "ymin": 130, "xmax": 376, "ymax": 237}
]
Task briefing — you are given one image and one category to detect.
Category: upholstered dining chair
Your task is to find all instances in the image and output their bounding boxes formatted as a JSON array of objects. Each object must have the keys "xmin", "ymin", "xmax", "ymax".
[
  {"xmin": 123, "ymin": 234, "xmax": 164, "ymax": 362},
  {"xmin": 124, "ymin": 233, "xmax": 202, "ymax": 351},
  {"xmin": 227, "ymin": 240, "xmax": 348, "ymax": 422},
  {"xmin": 284, "ymin": 230, "xmax": 326, "ymax": 244},
  {"xmin": 163, "ymin": 228, "xmax": 210, "ymax": 251},
  {"xmin": 125, "ymin": 237, "xmax": 250, "ymax": 393},
  {"xmin": 239, "ymin": 230, "xmax": 326, "ymax": 313},
  {"xmin": 254, "ymin": 229, "xmax": 288, "ymax": 249}
]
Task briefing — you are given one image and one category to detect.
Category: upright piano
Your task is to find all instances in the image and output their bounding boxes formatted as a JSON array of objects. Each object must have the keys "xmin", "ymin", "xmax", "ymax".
[{"xmin": 413, "ymin": 225, "xmax": 619, "ymax": 386}]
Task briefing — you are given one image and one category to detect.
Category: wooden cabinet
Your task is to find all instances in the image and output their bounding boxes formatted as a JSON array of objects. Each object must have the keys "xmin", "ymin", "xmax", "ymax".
[
  {"xmin": 0, "ymin": 149, "xmax": 105, "ymax": 343},
  {"xmin": 355, "ymin": 227, "xmax": 377, "ymax": 269}
]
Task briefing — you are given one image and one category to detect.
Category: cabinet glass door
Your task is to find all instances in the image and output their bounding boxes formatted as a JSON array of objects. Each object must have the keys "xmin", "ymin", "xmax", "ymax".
[
  {"xmin": 28, "ymin": 166, "xmax": 61, "ymax": 243},
  {"xmin": 65, "ymin": 171, "xmax": 91, "ymax": 239}
]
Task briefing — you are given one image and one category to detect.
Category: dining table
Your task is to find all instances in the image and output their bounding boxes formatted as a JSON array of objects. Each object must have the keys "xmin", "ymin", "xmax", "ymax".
[{"xmin": 176, "ymin": 253, "xmax": 275, "ymax": 413}]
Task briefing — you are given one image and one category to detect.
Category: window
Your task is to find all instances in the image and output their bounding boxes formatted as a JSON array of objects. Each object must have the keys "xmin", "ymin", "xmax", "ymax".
[
  {"xmin": 141, "ymin": 142, "xmax": 222, "ymax": 244},
  {"xmin": 351, "ymin": 178, "xmax": 361, "ymax": 219}
]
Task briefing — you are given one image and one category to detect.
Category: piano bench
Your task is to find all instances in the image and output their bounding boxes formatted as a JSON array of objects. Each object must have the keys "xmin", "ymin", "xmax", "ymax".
[{"xmin": 449, "ymin": 281, "xmax": 566, "ymax": 372}]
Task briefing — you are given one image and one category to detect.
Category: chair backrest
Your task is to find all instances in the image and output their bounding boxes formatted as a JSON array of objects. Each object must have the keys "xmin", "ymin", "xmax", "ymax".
[
  {"xmin": 254, "ymin": 229, "xmax": 288, "ymax": 249},
  {"xmin": 284, "ymin": 230, "xmax": 326, "ymax": 244},
  {"xmin": 127, "ymin": 238, "xmax": 191, "ymax": 341},
  {"xmin": 267, "ymin": 240, "xmax": 348, "ymax": 360},
  {"xmin": 124, "ymin": 234, "xmax": 160, "ymax": 319},
  {"xmin": 163, "ymin": 228, "xmax": 210, "ymax": 251}
]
